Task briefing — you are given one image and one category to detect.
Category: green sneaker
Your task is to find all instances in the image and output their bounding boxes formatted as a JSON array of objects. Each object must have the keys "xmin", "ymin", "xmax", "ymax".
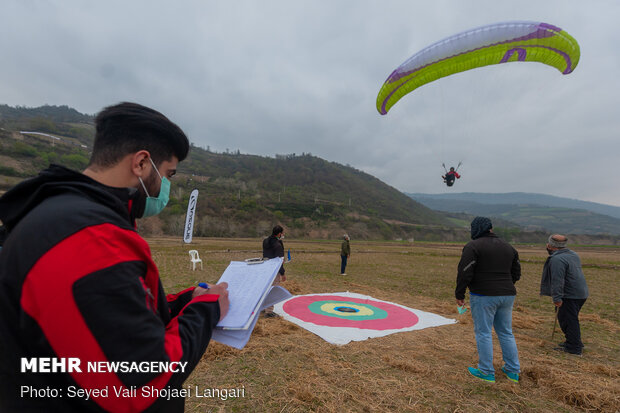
[
  {"xmin": 467, "ymin": 367, "xmax": 495, "ymax": 383},
  {"xmin": 501, "ymin": 366, "xmax": 519, "ymax": 383}
]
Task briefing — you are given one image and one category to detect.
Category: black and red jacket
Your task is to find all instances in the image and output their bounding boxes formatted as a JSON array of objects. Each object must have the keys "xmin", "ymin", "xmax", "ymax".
[{"xmin": 0, "ymin": 165, "xmax": 220, "ymax": 412}]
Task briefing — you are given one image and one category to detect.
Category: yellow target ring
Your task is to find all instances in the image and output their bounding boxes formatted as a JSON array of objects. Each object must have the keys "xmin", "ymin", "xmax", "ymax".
[{"xmin": 319, "ymin": 302, "xmax": 374, "ymax": 317}]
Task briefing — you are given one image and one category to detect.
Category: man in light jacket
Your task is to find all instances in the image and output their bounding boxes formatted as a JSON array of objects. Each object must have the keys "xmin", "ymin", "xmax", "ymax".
[{"xmin": 541, "ymin": 234, "xmax": 589, "ymax": 355}]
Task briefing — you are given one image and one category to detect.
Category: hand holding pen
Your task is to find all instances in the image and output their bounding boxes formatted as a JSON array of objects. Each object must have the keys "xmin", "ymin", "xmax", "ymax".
[{"xmin": 194, "ymin": 282, "xmax": 230, "ymax": 321}]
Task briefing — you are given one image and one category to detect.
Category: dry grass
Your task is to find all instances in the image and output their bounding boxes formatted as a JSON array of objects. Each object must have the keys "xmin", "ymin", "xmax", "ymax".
[{"xmin": 149, "ymin": 237, "xmax": 620, "ymax": 412}]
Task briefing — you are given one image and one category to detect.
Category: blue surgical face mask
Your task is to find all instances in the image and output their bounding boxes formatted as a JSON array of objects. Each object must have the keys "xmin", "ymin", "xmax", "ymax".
[{"xmin": 138, "ymin": 158, "xmax": 170, "ymax": 218}]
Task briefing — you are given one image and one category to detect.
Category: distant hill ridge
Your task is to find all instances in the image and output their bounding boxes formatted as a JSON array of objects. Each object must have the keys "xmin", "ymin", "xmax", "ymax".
[
  {"xmin": 408, "ymin": 192, "xmax": 620, "ymax": 236},
  {"xmin": 0, "ymin": 104, "xmax": 94, "ymax": 147},
  {"xmin": 410, "ymin": 192, "xmax": 620, "ymax": 219},
  {"xmin": 3, "ymin": 103, "xmax": 618, "ymax": 241},
  {"xmin": 0, "ymin": 103, "xmax": 453, "ymax": 240},
  {"xmin": 0, "ymin": 104, "xmax": 93, "ymax": 123}
]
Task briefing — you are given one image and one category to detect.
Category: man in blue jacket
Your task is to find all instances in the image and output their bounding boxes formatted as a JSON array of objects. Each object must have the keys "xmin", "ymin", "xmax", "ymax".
[{"xmin": 541, "ymin": 234, "xmax": 589, "ymax": 355}]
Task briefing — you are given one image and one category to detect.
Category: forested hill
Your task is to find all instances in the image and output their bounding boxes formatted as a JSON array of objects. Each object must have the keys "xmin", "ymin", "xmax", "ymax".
[
  {"xmin": 180, "ymin": 149, "xmax": 443, "ymax": 226},
  {"xmin": 0, "ymin": 104, "xmax": 454, "ymax": 240},
  {"xmin": 0, "ymin": 104, "xmax": 94, "ymax": 147},
  {"xmin": 0, "ymin": 104, "xmax": 93, "ymax": 123}
]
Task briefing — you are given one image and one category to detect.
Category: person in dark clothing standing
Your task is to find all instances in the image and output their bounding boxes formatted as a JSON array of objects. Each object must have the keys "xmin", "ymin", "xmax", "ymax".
[
  {"xmin": 0, "ymin": 102, "xmax": 229, "ymax": 412},
  {"xmin": 262, "ymin": 225, "xmax": 286, "ymax": 317},
  {"xmin": 455, "ymin": 217, "xmax": 521, "ymax": 383},
  {"xmin": 541, "ymin": 234, "xmax": 589, "ymax": 355},
  {"xmin": 262, "ymin": 225, "xmax": 286, "ymax": 282},
  {"xmin": 340, "ymin": 234, "xmax": 351, "ymax": 275}
]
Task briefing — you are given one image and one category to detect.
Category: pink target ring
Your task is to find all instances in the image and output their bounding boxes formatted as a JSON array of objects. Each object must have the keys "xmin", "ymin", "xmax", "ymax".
[{"xmin": 282, "ymin": 294, "xmax": 419, "ymax": 330}]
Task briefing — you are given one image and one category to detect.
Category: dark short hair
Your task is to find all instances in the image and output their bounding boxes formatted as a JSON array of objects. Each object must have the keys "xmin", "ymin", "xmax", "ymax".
[
  {"xmin": 272, "ymin": 225, "xmax": 284, "ymax": 236},
  {"xmin": 88, "ymin": 102, "xmax": 189, "ymax": 167}
]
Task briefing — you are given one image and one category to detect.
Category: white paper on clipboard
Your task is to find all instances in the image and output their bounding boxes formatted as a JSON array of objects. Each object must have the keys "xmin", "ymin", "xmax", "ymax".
[
  {"xmin": 211, "ymin": 286, "xmax": 292, "ymax": 349},
  {"xmin": 215, "ymin": 257, "xmax": 283, "ymax": 330}
]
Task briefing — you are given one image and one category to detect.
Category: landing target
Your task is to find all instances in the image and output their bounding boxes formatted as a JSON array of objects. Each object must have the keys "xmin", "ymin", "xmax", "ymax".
[
  {"xmin": 274, "ymin": 292, "xmax": 457, "ymax": 345},
  {"xmin": 285, "ymin": 295, "xmax": 416, "ymax": 330}
]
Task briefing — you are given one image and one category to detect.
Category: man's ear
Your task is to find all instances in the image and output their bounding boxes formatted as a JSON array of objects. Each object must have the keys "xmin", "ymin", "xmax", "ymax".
[{"xmin": 131, "ymin": 150, "xmax": 151, "ymax": 178}]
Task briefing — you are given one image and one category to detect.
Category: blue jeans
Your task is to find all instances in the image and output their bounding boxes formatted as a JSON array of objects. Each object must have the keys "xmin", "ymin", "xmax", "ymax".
[
  {"xmin": 340, "ymin": 255, "xmax": 347, "ymax": 274},
  {"xmin": 470, "ymin": 294, "xmax": 520, "ymax": 376}
]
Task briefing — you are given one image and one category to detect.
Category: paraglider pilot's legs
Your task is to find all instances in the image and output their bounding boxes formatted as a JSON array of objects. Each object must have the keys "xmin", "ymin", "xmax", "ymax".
[{"xmin": 340, "ymin": 254, "xmax": 347, "ymax": 274}]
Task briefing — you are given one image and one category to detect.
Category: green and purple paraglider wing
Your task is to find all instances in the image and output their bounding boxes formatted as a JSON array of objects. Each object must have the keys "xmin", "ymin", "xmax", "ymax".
[{"xmin": 376, "ymin": 21, "xmax": 580, "ymax": 115}]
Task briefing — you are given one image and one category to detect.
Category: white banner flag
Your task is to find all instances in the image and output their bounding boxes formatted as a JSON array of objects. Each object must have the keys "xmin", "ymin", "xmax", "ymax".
[{"xmin": 183, "ymin": 189, "xmax": 199, "ymax": 244}]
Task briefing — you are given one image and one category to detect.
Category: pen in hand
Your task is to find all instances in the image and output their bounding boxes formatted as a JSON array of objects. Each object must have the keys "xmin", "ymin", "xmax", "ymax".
[
  {"xmin": 196, "ymin": 282, "xmax": 230, "ymax": 321},
  {"xmin": 192, "ymin": 282, "xmax": 210, "ymax": 299}
]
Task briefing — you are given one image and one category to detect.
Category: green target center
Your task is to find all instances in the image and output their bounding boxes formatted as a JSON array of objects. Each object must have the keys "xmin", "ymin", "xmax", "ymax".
[{"xmin": 308, "ymin": 301, "xmax": 388, "ymax": 320}]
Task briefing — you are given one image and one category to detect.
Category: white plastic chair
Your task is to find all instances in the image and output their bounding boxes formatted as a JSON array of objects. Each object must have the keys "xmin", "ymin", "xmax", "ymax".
[{"xmin": 189, "ymin": 250, "xmax": 203, "ymax": 270}]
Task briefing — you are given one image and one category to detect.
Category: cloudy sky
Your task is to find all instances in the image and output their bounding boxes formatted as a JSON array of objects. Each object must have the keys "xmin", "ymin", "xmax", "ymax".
[{"xmin": 2, "ymin": 1, "xmax": 619, "ymax": 206}]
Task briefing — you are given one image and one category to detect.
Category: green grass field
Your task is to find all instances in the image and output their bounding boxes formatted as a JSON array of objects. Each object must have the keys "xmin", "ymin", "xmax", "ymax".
[{"xmin": 150, "ymin": 237, "xmax": 619, "ymax": 412}]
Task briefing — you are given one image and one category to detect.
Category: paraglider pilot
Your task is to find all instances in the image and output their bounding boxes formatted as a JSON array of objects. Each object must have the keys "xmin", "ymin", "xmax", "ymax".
[{"xmin": 442, "ymin": 166, "xmax": 461, "ymax": 187}]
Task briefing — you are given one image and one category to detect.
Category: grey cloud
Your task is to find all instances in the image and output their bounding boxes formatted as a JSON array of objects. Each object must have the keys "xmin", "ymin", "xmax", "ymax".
[{"xmin": 1, "ymin": 0, "xmax": 619, "ymax": 206}]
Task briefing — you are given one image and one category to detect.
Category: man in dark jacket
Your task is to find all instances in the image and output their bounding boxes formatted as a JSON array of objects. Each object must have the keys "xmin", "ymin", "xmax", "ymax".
[
  {"xmin": 0, "ymin": 102, "xmax": 229, "ymax": 412},
  {"xmin": 340, "ymin": 234, "xmax": 351, "ymax": 275},
  {"xmin": 455, "ymin": 217, "xmax": 521, "ymax": 383},
  {"xmin": 262, "ymin": 225, "xmax": 286, "ymax": 282},
  {"xmin": 262, "ymin": 225, "xmax": 286, "ymax": 317},
  {"xmin": 541, "ymin": 234, "xmax": 589, "ymax": 355}
]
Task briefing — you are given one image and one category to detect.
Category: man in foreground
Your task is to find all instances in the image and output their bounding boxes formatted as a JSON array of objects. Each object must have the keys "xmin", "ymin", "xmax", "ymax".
[
  {"xmin": 541, "ymin": 234, "xmax": 589, "ymax": 355},
  {"xmin": 0, "ymin": 102, "xmax": 229, "ymax": 412},
  {"xmin": 455, "ymin": 217, "xmax": 521, "ymax": 383}
]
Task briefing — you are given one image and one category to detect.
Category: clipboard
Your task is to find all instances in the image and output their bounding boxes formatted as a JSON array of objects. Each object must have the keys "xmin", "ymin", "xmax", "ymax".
[
  {"xmin": 211, "ymin": 285, "xmax": 292, "ymax": 349},
  {"xmin": 215, "ymin": 257, "xmax": 283, "ymax": 330}
]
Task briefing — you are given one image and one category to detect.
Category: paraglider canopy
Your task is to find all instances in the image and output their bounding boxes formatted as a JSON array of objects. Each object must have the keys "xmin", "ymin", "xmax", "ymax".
[{"xmin": 377, "ymin": 21, "xmax": 580, "ymax": 115}]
